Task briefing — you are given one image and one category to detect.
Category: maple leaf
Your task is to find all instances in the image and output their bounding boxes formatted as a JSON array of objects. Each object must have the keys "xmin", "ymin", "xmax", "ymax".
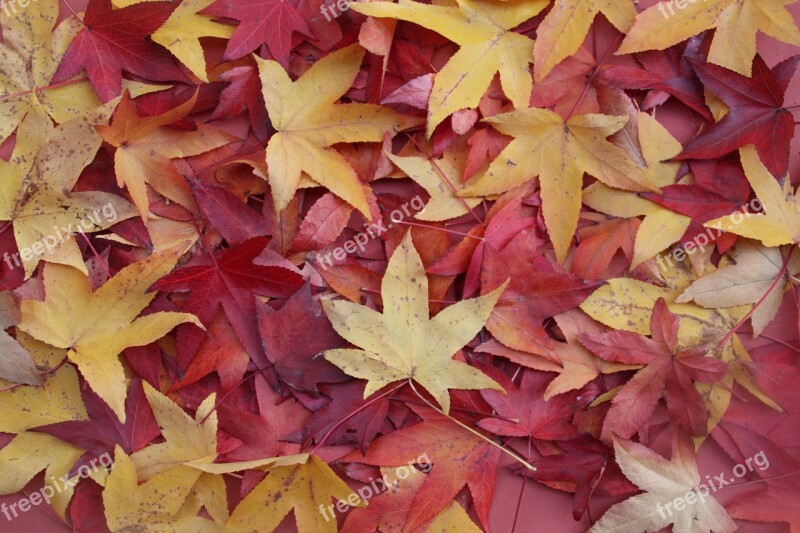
[
  {"xmin": 257, "ymin": 282, "xmax": 347, "ymax": 392},
  {"xmin": 581, "ymin": 299, "xmax": 728, "ymax": 440},
  {"xmin": 705, "ymin": 145, "xmax": 800, "ymax": 246},
  {"xmin": 227, "ymin": 455, "xmax": 356, "ymax": 533},
  {"xmin": 127, "ymin": 381, "xmax": 307, "ymax": 525},
  {"xmin": 675, "ymin": 55, "xmax": 799, "ymax": 177},
  {"xmin": 459, "ymin": 107, "xmax": 659, "ymax": 263},
  {"xmin": 0, "ymin": 0, "xmax": 106, "ymax": 143},
  {"xmin": 619, "ymin": 0, "xmax": 800, "ymax": 77},
  {"xmin": 534, "ymin": 0, "xmax": 635, "ymax": 82},
  {"xmin": 478, "ymin": 369, "xmax": 581, "ymax": 440},
  {"xmin": 344, "ymin": 403, "xmax": 501, "ymax": 532},
  {"xmin": 151, "ymin": 236, "xmax": 304, "ymax": 370},
  {"xmin": 202, "ymin": 0, "xmax": 313, "ymax": 67},
  {"xmin": 588, "ymin": 436, "xmax": 736, "ymax": 533},
  {"xmin": 52, "ymin": 0, "xmax": 188, "ymax": 102},
  {"xmin": 323, "ymin": 231, "xmax": 507, "ymax": 414},
  {"xmin": 0, "ymin": 105, "xmax": 137, "ymax": 278},
  {"xmin": 17, "ymin": 244, "xmax": 202, "ymax": 422},
  {"xmin": 96, "ymin": 91, "xmax": 238, "ymax": 222},
  {"xmin": 353, "ymin": 0, "xmax": 546, "ymax": 136},
  {"xmin": 286, "ymin": 381, "xmax": 389, "ymax": 454},
  {"xmin": 579, "ymin": 273, "xmax": 782, "ymax": 436},
  {"xmin": 33, "ymin": 378, "xmax": 160, "ymax": 473},
  {"xmin": 341, "ymin": 465, "xmax": 481, "ymax": 532},
  {"xmin": 479, "ymin": 228, "xmax": 600, "ymax": 355},
  {"xmin": 103, "ymin": 445, "xmax": 220, "ymax": 532},
  {"xmin": 600, "ymin": 45, "xmax": 713, "ymax": 121},
  {"xmin": 257, "ymin": 44, "xmax": 420, "ymax": 216},
  {"xmin": 151, "ymin": 0, "xmax": 235, "ymax": 82}
]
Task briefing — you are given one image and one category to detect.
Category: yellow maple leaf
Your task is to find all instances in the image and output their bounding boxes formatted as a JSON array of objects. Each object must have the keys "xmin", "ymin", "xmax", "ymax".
[
  {"xmin": 619, "ymin": 0, "xmax": 800, "ymax": 76},
  {"xmin": 131, "ymin": 383, "xmax": 307, "ymax": 524},
  {"xmin": 589, "ymin": 436, "xmax": 736, "ymax": 533},
  {"xmin": 104, "ymin": 445, "xmax": 218, "ymax": 532},
  {"xmin": 323, "ymin": 231, "xmax": 507, "ymax": 414},
  {"xmin": 257, "ymin": 44, "xmax": 420, "ymax": 217},
  {"xmin": 97, "ymin": 91, "xmax": 237, "ymax": 223},
  {"xmin": 353, "ymin": 0, "xmax": 547, "ymax": 136},
  {"xmin": 705, "ymin": 145, "xmax": 800, "ymax": 246},
  {"xmin": 0, "ymin": 105, "xmax": 137, "ymax": 278},
  {"xmin": 17, "ymin": 244, "xmax": 202, "ymax": 422},
  {"xmin": 151, "ymin": 0, "xmax": 235, "ymax": 82},
  {"xmin": 227, "ymin": 455, "xmax": 355, "ymax": 533},
  {"xmin": 0, "ymin": 0, "xmax": 101, "ymax": 142},
  {"xmin": 459, "ymin": 108, "xmax": 659, "ymax": 263},
  {"xmin": 534, "ymin": 0, "xmax": 636, "ymax": 81}
]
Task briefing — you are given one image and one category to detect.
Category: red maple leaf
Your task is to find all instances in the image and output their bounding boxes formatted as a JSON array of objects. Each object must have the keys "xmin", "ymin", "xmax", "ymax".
[
  {"xmin": 203, "ymin": 0, "xmax": 313, "ymax": 67},
  {"xmin": 478, "ymin": 368, "xmax": 581, "ymax": 441},
  {"xmin": 150, "ymin": 236, "xmax": 304, "ymax": 369},
  {"xmin": 53, "ymin": 0, "xmax": 187, "ymax": 102},
  {"xmin": 676, "ymin": 54, "xmax": 799, "ymax": 177},
  {"xmin": 600, "ymin": 44, "xmax": 712, "ymax": 121},
  {"xmin": 481, "ymin": 228, "xmax": 600, "ymax": 355},
  {"xmin": 343, "ymin": 404, "xmax": 500, "ymax": 532},
  {"xmin": 580, "ymin": 299, "xmax": 728, "ymax": 441},
  {"xmin": 285, "ymin": 381, "xmax": 391, "ymax": 454},
  {"xmin": 257, "ymin": 282, "xmax": 348, "ymax": 392}
]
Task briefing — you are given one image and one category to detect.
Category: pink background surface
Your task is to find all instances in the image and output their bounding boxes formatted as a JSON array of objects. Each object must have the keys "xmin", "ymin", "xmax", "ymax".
[{"xmin": 0, "ymin": 0, "xmax": 798, "ymax": 531}]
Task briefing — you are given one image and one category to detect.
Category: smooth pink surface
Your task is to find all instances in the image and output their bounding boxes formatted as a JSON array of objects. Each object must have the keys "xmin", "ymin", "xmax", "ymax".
[{"xmin": 1, "ymin": 0, "xmax": 798, "ymax": 531}]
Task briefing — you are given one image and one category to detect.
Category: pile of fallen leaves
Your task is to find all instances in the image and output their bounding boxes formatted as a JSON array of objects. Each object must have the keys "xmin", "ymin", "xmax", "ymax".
[{"xmin": 0, "ymin": 0, "xmax": 799, "ymax": 531}]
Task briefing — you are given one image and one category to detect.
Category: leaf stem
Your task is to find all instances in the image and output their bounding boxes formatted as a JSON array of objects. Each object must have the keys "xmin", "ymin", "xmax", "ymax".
[{"xmin": 406, "ymin": 379, "xmax": 535, "ymax": 471}]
